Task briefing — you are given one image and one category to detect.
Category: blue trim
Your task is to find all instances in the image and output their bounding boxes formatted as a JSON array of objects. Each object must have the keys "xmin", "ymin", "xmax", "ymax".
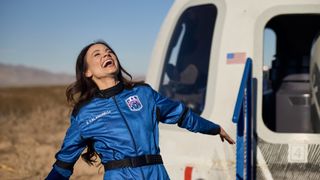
[
  {"xmin": 232, "ymin": 58, "xmax": 253, "ymax": 180},
  {"xmin": 232, "ymin": 59, "xmax": 252, "ymax": 123}
]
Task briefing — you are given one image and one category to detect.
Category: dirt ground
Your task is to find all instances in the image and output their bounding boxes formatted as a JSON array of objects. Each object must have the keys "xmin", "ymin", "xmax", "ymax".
[{"xmin": 0, "ymin": 86, "xmax": 104, "ymax": 180}]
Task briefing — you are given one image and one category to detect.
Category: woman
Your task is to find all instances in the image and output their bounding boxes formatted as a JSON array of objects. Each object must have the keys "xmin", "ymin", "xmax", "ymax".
[{"xmin": 46, "ymin": 40, "xmax": 235, "ymax": 180}]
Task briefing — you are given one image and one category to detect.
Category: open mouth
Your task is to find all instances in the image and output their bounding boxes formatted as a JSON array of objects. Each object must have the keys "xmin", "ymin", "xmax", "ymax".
[{"xmin": 102, "ymin": 59, "xmax": 113, "ymax": 68}]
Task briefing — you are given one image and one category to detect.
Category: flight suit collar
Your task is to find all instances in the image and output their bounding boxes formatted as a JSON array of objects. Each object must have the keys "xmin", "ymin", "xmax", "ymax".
[{"xmin": 96, "ymin": 81, "xmax": 124, "ymax": 98}]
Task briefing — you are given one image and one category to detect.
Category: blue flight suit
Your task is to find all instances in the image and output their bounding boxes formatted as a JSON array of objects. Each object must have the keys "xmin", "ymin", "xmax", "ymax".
[{"xmin": 46, "ymin": 82, "xmax": 220, "ymax": 179}]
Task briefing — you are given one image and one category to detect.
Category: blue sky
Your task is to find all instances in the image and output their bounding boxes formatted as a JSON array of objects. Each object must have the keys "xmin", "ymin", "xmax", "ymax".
[{"xmin": 0, "ymin": 0, "xmax": 174, "ymax": 76}]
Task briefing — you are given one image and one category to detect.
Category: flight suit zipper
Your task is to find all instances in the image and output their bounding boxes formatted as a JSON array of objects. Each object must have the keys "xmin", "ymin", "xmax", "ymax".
[{"xmin": 112, "ymin": 96, "xmax": 146, "ymax": 180}]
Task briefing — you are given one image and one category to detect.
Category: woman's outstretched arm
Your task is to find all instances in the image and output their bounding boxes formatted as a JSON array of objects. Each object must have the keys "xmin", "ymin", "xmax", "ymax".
[
  {"xmin": 46, "ymin": 115, "xmax": 87, "ymax": 179},
  {"xmin": 151, "ymin": 86, "xmax": 235, "ymax": 144}
]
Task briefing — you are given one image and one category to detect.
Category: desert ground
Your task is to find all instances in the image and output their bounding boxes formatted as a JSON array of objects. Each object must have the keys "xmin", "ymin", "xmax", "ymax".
[{"xmin": 0, "ymin": 86, "xmax": 104, "ymax": 180}]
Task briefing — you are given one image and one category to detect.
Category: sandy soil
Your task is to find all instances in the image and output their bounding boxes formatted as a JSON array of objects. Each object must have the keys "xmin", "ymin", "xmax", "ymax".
[{"xmin": 0, "ymin": 86, "xmax": 104, "ymax": 180}]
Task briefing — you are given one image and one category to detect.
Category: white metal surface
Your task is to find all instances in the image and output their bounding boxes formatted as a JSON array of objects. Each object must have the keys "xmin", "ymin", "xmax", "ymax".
[{"xmin": 146, "ymin": 0, "xmax": 320, "ymax": 179}]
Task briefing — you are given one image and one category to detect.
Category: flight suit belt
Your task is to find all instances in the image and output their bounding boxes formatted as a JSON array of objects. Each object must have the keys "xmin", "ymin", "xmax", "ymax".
[{"xmin": 103, "ymin": 154, "xmax": 163, "ymax": 170}]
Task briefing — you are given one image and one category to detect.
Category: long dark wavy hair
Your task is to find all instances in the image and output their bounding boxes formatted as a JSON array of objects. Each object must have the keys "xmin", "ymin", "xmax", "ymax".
[{"xmin": 66, "ymin": 40, "xmax": 142, "ymax": 165}]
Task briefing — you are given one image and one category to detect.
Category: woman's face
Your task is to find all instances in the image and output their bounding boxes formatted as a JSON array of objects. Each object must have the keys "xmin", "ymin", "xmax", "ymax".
[{"xmin": 84, "ymin": 43, "xmax": 119, "ymax": 81}]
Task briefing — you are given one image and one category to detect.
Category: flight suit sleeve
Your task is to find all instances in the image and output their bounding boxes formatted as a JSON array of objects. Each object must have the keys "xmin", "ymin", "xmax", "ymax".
[
  {"xmin": 151, "ymin": 88, "xmax": 221, "ymax": 135},
  {"xmin": 46, "ymin": 115, "xmax": 87, "ymax": 179}
]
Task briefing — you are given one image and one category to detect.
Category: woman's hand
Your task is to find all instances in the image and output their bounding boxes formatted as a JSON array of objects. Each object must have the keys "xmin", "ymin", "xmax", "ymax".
[{"xmin": 219, "ymin": 127, "xmax": 235, "ymax": 144}]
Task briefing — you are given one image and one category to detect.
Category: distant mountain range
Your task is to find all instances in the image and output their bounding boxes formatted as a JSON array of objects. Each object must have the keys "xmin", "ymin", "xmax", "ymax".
[
  {"xmin": 0, "ymin": 63, "xmax": 146, "ymax": 87},
  {"xmin": 0, "ymin": 63, "xmax": 75, "ymax": 87}
]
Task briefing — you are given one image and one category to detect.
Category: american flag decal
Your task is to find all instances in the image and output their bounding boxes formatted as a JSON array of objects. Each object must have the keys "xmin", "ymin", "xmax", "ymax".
[{"xmin": 226, "ymin": 52, "xmax": 246, "ymax": 64}]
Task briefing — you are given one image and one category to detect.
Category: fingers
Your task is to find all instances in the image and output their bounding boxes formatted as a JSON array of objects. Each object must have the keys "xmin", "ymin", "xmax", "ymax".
[
  {"xmin": 220, "ymin": 134, "xmax": 224, "ymax": 142},
  {"xmin": 223, "ymin": 133, "xmax": 235, "ymax": 144},
  {"xmin": 220, "ymin": 134, "xmax": 235, "ymax": 144},
  {"xmin": 219, "ymin": 127, "xmax": 235, "ymax": 144},
  {"xmin": 225, "ymin": 136, "xmax": 235, "ymax": 144}
]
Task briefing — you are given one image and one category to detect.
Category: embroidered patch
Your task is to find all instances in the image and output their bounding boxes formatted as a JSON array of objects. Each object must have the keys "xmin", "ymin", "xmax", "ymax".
[{"xmin": 126, "ymin": 95, "xmax": 143, "ymax": 111}]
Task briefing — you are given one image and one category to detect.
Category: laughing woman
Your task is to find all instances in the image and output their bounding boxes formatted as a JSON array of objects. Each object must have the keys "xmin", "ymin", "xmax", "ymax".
[{"xmin": 45, "ymin": 40, "xmax": 235, "ymax": 180}]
